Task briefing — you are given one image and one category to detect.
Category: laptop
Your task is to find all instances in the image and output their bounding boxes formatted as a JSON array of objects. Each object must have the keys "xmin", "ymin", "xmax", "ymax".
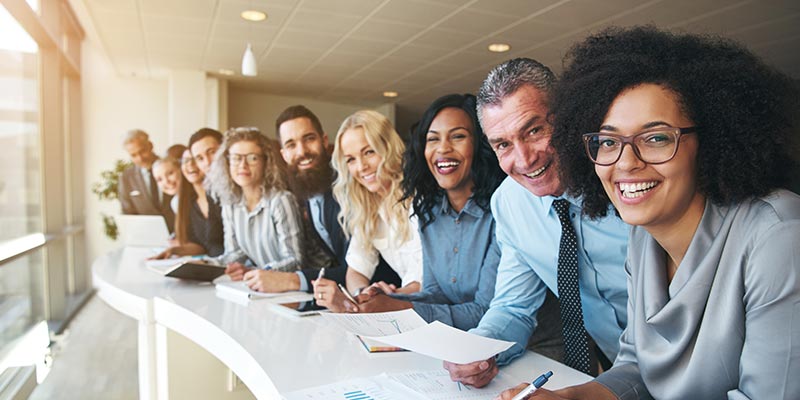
[{"xmin": 116, "ymin": 214, "xmax": 170, "ymax": 247}]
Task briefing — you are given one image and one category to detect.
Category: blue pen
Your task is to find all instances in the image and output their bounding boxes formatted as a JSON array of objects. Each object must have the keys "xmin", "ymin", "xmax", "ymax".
[{"xmin": 511, "ymin": 371, "xmax": 553, "ymax": 400}]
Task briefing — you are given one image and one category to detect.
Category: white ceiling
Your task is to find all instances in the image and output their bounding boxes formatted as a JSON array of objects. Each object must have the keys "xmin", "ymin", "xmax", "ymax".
[{"xmin": 81, "ymin": 0, "xmax": 800, "ymax": 115}]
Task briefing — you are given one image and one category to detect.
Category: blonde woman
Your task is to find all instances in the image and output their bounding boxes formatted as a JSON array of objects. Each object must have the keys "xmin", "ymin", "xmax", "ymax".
[
  {"xmin": 206, "ymin": 127, "xmax": 305, "ymax": 291},
  {"xmin": 314, "ymin": 110, "xmax": 422, "ymax": 312}
]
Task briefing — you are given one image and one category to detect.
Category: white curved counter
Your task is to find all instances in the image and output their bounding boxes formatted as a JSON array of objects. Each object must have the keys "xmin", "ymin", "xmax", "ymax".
[{"xmin": 93, "ymin": 247, "xmax": 591, "ymax": 400}]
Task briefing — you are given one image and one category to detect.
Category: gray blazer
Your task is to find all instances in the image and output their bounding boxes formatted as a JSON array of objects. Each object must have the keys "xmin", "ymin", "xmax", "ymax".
[
  {"xmin": 596, "ymin": 190, "xmax": 800, "ymax": 399},
  {"xmin": 118, "ymin": 165, "xmax": 174, "ymax": 232}
]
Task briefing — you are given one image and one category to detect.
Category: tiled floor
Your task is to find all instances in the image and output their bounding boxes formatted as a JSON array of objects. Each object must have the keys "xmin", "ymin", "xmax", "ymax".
[{"xmin": 28, "ymin": 294, "xmax": 138, "ymax": 400}]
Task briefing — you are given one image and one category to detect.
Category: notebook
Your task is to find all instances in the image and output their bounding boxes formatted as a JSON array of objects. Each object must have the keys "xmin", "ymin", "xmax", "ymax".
[{"xmin": 147, "ymin": 259, "xmax": 225, "ymax": 282}]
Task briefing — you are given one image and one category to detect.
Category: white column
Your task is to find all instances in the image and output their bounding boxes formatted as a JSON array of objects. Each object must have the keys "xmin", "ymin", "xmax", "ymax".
[{"xmin": 168, "ymin": 70, "xmax": 207, "ymax": 145}]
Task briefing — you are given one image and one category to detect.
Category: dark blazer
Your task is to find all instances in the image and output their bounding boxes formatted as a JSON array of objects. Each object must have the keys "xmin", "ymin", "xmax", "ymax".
[
  {"xmin": 118, "ymin": 164, "xmax": 175, "ymax": 233},
  {"xmin": 299, "ymin": 189, "xmax": 400, "ymax": 291}
]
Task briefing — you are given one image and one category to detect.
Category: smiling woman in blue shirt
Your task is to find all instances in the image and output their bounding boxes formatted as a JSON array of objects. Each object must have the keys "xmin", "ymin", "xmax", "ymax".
[{"xmin": 341, "ymin": 93, "xmax": 506, "ymax": 331}]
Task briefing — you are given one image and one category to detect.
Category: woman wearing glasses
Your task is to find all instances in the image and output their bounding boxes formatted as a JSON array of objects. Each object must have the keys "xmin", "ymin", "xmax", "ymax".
[
  {"xmin": 314, "ymin": 110, "xmax": 423, "ymax": 311},
  {"xmin": 207, "ymin": 127, "xmax": 305, "ymax": 286},
  {"xmin": 499, "ymin": 27, "xmax": 800, "ymax": 400}
]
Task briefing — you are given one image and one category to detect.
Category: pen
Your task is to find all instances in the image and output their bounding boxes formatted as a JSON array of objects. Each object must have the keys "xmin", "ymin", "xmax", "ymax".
[
  {"xmin": 337, "ymin": 283, "xmax": 359, "ymax": 305},
  {"xmin": 511, "ymin": 371, "xmax": 553, "ymax": 400},
  {"xmin": 313, "ymin": 268, "xmax": 325, "ymax": 294}
]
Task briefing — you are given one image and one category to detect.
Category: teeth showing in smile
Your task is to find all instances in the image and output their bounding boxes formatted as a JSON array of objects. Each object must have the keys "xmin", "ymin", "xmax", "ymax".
[
  {"xmin": 436, "ymin": 160, "xmax": 460, "ymax": 170},
  {"xmin": 524, "ymin": 163, "xmax": 548, "ymax": 179},
  {"xmin": 298, "ymin": 158, "xmax": 313, "ymax": 166},
  {"xmin": 619, "ymin": 181, "xmax": 658, "ymax": 198},
  {"xmin": 361, "ymin": 173, "xmax": 375, "ymax": 182}
]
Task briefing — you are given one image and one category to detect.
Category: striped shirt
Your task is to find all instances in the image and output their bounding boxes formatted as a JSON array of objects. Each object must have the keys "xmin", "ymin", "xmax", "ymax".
[{"xmin": 219, "ymin": 189, "xmax": 304, "ymax": 271}]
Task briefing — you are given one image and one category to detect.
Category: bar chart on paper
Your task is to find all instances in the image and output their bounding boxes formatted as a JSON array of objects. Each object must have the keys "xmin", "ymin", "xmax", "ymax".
[{"xmin": 282, "ymin": 375, "xmax": 426, "ymax": 400}]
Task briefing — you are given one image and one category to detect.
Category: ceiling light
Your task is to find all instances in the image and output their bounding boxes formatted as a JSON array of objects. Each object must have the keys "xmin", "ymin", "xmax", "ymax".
[
  {"xmin": 242, "ymin": 44, "xmax": 257, "ymax": 76},
  {"xmin": 383, "ymin": 91, "xmax": 398, "ymax": 98},
  {"xmin": 218, "ymin": 69, "xmax": 235, "ymax": 76},
  {"xmin": 488, "ymin": 43, "xmax": 511, "ymax": 53},
  {"xmin": 241, "ymin": 10, "xmax": 267, "ymax": 22}
]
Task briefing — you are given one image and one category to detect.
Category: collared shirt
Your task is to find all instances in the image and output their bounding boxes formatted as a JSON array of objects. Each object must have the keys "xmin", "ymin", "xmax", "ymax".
[
  {"xmin": 308, "ymin": 194, "xmax": 333, "ymax": 250},
  {"xmin": 471, "ymin": 177, "xmax": 629, "ymax": 365},
  {"xmin": 404, "ymin": 195, "xmax": 500, "ymax": 331},
  {"xmin": 219, "ymin": 189, "xmax": 304, "ymax": 271},
  {"xmin": 346, "ymin": 206, "xmax": 423, "ymax": 287}
]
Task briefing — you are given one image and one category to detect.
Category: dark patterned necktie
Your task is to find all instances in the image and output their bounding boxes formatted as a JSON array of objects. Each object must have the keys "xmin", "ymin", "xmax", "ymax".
[
  {"xmin": 147, "ymin": 168, "xmax": 160, "ymax": 209},
  {"xmin": 552, "ymin": 199, "xmax": 591, "ymax": 374}
]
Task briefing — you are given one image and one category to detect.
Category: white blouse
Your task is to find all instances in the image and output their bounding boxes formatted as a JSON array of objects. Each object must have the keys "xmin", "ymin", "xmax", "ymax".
[{"xmin": 345, "ymin": 208, "xmax": 423, "ymax": 287}]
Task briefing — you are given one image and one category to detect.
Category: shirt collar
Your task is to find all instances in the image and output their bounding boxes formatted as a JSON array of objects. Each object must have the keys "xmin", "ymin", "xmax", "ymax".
[{"xmin": 437, "ymin": 193, "xmax": 485, "ymax": 219}]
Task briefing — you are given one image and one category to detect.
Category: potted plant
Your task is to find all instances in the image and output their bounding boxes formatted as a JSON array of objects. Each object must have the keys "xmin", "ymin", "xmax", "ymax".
[{"xmin": 91, "ymin": 159, "xmax": 131, "ymax": 240}]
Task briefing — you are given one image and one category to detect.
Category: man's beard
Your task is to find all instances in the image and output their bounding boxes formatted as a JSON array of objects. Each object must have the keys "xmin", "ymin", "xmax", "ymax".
[{"xmin": 288, "ymin": 155, "xmax": 335, "ymax": 201}]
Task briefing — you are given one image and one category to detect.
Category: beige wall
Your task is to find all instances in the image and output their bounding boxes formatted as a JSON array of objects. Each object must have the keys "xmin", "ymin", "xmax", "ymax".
[
  {"xmin": 81, "ymin": 41, "xmax": 169, "ymax": 261},
  {"xmin": 227, "ymin": 89, "xmax": 395, "ymax": 141}
]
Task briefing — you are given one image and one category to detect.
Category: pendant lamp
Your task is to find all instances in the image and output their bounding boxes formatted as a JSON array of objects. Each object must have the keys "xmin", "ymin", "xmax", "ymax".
[{"xmin": 242, "ymin": 43, "xmax": 257, "ymax": 76}]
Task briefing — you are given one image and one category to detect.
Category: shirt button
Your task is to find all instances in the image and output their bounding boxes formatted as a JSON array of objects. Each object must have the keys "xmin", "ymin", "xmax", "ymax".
[
  {"xmin": 571, "ymin": 213, "xmax": 576, "ymax": 218},
  {"xmin": 451, "ymin": 277, "xmax": 457, "ymax": 283},
  {"xmin": 453, "ymin": 247, "xmax": 458, "ymax": 253},
  {"xmin": 455, "ymin": 219, "xmax": 460, "ymax": 225}
]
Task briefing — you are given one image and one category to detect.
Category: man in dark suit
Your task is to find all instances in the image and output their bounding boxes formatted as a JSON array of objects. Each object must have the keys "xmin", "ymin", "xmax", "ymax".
[
  {"xmin": 238, "ymin": 105, "xmax": 400, "ymax": 293},
  {"xmin": 117, "ymin": 129, "xmax": 175, "ymax": 232}
]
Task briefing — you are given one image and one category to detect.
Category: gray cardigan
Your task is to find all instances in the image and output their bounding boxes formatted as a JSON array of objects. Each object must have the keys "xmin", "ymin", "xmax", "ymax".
[{"xmin": 596, "ymin": 189, "xmax": 800, "ymax": 400}]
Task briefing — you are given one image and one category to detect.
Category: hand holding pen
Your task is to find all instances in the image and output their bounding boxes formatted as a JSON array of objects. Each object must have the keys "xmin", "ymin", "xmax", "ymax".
[{"xmin": 497, "ymin": 371, "xmax": 552, "ymax": 400}]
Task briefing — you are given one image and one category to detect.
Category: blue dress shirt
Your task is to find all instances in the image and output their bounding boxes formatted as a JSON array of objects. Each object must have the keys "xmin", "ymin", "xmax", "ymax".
[
  {"xmin": 471, "ymin": 178, "xmax": 629, "ymax": 365},
  {"xmin": 402, "ymin": 195, "xmax": 500, "ymax": 331}
]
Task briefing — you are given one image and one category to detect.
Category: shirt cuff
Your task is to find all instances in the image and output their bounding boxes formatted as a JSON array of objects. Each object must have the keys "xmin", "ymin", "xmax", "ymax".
[
  {"xmin": 296, "ymin": 271, "xmax": 309, "ymax": 292},
  {"xmin": 594, "ymin": 363, "xmax": 652, "ymax": 400}
]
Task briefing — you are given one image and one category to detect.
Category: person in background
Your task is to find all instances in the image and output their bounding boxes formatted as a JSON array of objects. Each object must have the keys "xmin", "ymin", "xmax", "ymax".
[
  {"xmin": 243, "ymin": 105, "xmax": 401, "ymax": 293},
  {"xmin": 340, "ymin": 94, "xmax": 505, "ymax": 332},
  {"xmin": 150, "ymin": 129, "xmax": 225, "ymax": 259},
  {"xmin": 118, "ymin": 129, "xmax": 175, "ymax": 232},
  {"xmin": 498, "ymin": 26, "xmax": 800, "ymax": 400},
  {"xmin": 314, "ymin": 110, "xmax": 423, "ymax": 310},
  {"xmin": 152, "ymin": 157, "xmax": 181, "ymax": 198},
  {"xmin": 166, "ymin": 144, "xmax": 187, "ymax": 162},
  {"xmin": 444, "ymin": 58, "xmax": 630, "ymax": 387},
  {"xmin": 206, "ymin": 127, "xmax": 305, "ymax": 280}
]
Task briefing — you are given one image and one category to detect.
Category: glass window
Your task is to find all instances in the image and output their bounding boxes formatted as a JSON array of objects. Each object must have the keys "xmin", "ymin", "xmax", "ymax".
[
  {"xmin": 0, "ymin": 249, "xmax": 44, "ymax": 350},
  {"xmin": 0, "ymin": 4, "xmax": 41, "ymax": 242}
]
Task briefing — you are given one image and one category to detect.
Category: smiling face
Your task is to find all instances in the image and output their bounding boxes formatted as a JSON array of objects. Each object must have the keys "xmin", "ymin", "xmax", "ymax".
[
  {"xmin": 279, "ymin": 117, "xmax": 329, "ymax": 173},
  {"xmin": 228, "ymin": 140, "xmax": 264, "ymax": 190},
  {"xmin": 125, "ymin": 138, "xmax": 157, "ymax": 169},
  {"xmin": 340, "ymin": 127, "xmax": 388, "ymax": 196},
  {"xmin": 190, "ymin": 136, "xmax": 221, "ymax": 174},
  {"xmin": 482, "ymin": 85, "xmax": 562, "ymax": 197},
  {"xmin": 153, "ymin": 161, "xmax": 181, "ymax": 195},
  {"xmin": 595, "ymin": 83, "xmax": 705, "ymax": 232},
  {"xmin": 180, "ymin": 149, "xmax": 203, "ymax": 185},
  {"xmin": 425, "ymin": 107, "xmax": 475, "ymax": 196}
]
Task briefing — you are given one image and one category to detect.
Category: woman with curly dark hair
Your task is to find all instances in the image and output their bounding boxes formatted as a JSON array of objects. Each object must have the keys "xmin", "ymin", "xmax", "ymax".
[
  {"xmin": 499, "ymin": 26, "xmax": 800, "ymax": 400},
  {"xmin": 341, "ymin": 94, "xmax": 506, "ymax": 331}
]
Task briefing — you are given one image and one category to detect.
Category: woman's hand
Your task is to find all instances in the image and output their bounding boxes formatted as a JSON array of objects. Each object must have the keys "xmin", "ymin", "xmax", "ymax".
[
  {"xmin": 348, "ymin": 293, "xmax": 412, "ymax": 313},
  {"xmin": 224, "ymin": 262, "xmax": 250, "ymax": 281},
  {"xmin": 313, "ymin": 278, "xmax": 355, "ymax": 313}
]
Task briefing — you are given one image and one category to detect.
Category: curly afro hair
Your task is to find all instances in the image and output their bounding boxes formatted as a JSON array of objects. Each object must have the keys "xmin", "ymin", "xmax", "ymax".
[{"xmin": 550, "ymin": 26, "xmax": 799, "ymax": 219}]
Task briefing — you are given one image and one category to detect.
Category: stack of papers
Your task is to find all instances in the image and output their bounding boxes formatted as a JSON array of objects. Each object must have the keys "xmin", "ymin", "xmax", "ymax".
[
  {"xmin": 283, "ymin": 370, "xmax": 521, "ymax": 400},
  {"xmin": 214, "ymin": 279, "xmax": 313, "ymax": 304},
  {"xmin": 321, "ymin": 309, "xmax": 513, "ymax": 364}
]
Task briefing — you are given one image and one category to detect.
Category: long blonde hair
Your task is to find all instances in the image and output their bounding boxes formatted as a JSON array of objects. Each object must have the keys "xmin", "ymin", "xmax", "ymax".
[{"xmin": 332, "ymin": 110, "xmax": 411, "ymax": 244}]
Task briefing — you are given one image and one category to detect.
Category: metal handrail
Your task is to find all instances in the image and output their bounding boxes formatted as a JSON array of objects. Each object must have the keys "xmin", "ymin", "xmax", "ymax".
[{"xmin": 0, "ymin": 225, "xmax": 84, "ymax": 266}]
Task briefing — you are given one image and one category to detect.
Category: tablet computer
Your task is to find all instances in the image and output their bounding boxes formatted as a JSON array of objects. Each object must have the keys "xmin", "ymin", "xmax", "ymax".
[
  {"xmin": 149, "ymin": 260, "xmax": 225, "ymax": 282},
  {"xmin": 271, "ymin": 300, "xmax": 328, "ymax": 316}
]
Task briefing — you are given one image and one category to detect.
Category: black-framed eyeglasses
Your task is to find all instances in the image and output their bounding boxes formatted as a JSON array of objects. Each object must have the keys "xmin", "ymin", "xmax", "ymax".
[
  {"xmin": 582, "ymin": 127, "xmax": 697, "ymax": 166},
  {"xmin": 227, "ymin": 153, "xmax": 264, "ymax": 166}
]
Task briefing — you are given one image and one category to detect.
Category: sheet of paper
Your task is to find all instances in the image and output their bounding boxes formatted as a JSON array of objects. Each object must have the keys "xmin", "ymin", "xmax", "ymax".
[
  {"xmin": 215, "ymin": 280, "xmax": 310, "ymax": 299},
  {"xmin": 365, "ymin": 321, "xmax": 514, "ymax": 364},
  {"xmin": 320, "ymin": 309, "xmax": 427, "ymax": 336},
  {"xmin": 145, "ymin": 257, "xmax": 193, "ymax": 272},
  {"xmin": 389, "ymin": 370, "xmax": 521, "ymax": 400},
  {"xmin": 282, "ymin": 374, "xmax": 426, "ymax": 400}
]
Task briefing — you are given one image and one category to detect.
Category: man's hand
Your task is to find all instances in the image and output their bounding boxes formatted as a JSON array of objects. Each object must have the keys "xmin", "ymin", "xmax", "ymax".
[
  {"xmin": 243, "ymin": 269, "xmax": 300, "ymax": 293},
  {"xmin": 442, "ymin": 357, "xmax": 499, "ymax": 388},
  {"xmin": 225, "ymin": 262, "xmax": 250, "ymax": 281},
  {"xmin": 496, "ymin": 382, "xmax": 617, "ymax": 400}
]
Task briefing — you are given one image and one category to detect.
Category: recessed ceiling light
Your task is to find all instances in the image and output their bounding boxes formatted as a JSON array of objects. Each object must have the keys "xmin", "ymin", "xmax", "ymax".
[
  {"xmin": 488, "ymin": 43, "xmax": 511, "ymax": 53},
  {"xmin": 241, "ymin": 10, "xmax": 267, "ymax": 22},
  {"xmin": 383, "ymin": 91, "xmax": 398, "ymax": 98},
  {"xmin": 218, "ymin": 69, "xmax": 235, "ymax": 76}
]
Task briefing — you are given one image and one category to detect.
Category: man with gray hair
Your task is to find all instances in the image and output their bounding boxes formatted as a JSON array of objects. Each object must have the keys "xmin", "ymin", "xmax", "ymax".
[
  {"xmin": 443, "ymin": 58, "xmax": 629, "ymax": 386},
  {"xmin": 118, "ymin": 129, "xmax": 175, "ymax": 231}
]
